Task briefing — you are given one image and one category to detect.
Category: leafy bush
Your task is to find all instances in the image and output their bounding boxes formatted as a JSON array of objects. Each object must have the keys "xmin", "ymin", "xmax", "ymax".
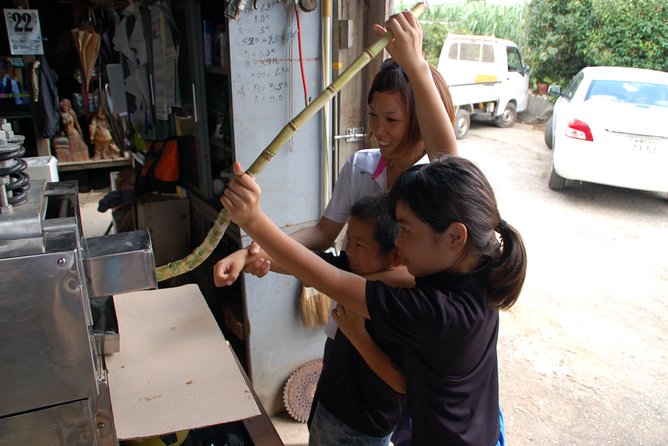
[
  {"xmin": 526, "ymin": 0, "xmax": 668, "ymax": 87},
  {"xmin": 525, "ymin": 0, "xmax": 593, "ymax": 87},
  {"xmin": 582, "ymin": 0, "xmax": 668, "ymax": 72}
]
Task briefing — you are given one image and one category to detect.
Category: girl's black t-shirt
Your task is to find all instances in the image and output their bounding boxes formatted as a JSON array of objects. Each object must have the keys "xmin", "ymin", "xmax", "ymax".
[{"xmin": 366, "ymin": 265, "xmax": 500, "ymax": 446}]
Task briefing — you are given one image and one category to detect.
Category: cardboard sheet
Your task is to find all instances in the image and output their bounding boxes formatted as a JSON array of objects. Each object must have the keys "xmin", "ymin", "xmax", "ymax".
[{"xmin": 106, "ymin": 284, "xmax": 260, "ymax": 440}]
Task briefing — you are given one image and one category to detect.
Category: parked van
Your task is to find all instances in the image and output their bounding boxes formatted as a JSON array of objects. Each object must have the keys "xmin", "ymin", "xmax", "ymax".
[{"xmin": 437, "ymin": 34, "xmax": 530, "ymax": 138}]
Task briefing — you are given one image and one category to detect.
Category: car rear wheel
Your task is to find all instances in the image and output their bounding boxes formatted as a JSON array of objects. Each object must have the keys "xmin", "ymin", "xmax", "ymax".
[
  {"xmin": 548, "ymin": 165, "xmax": 566, "ymax": 191},
  {"xmin": 454, "ymin": 109, "xmax": 470, "ymax": 139},
  {"xmin": 544, "ymin": 116, "xmax": 554, "ymax": 150},
  {"xmin": 495, "ymin": 102, "xmax": 516, "ymax": 128}
]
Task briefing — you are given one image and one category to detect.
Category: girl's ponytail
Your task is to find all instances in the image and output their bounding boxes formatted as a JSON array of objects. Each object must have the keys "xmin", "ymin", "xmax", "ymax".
[{"xmin": 488, "ymin": 221, "xmax": 527, "ymax": 310}]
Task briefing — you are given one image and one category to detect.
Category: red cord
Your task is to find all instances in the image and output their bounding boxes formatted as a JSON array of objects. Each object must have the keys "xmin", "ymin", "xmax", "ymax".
[{"xmin": 294, "ymin": 4, "xmax": 309, "ymax": 106}]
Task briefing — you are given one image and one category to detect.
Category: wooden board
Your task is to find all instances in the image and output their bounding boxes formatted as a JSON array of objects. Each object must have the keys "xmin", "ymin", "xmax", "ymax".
[{"xmin": 106, "ymin": 284, "xmax": 260, "ymax": 440}]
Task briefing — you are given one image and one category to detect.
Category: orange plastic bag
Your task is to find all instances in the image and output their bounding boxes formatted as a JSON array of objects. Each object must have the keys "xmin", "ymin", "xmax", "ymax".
[{"xmin": 136, "ymin": 138, "xmax": 179, "ymax": 193}]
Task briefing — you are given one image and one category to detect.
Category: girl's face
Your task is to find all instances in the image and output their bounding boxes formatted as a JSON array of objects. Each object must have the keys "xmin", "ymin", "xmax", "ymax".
[
  {"xmin": 394, "ymin": 201, "xmax": 455, "ymax": 277},
  {"xmin": 368, "ymin": 91, "xmax": 411, "ymax": 162},
  {"xmin": 345, "ymin": 217, "xmax": 393, "ymax": 275}
]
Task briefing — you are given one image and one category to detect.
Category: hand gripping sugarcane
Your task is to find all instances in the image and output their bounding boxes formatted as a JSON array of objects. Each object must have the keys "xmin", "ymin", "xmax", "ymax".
[{"xmin": 156, "ymin": 2, "xmax": 429, "ymax": 282}]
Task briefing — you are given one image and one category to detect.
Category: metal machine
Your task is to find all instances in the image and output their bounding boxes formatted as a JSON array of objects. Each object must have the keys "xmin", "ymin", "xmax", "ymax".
[{"xmin": 0, "ymin": 126, "xmax": 157, "ymax": 445}]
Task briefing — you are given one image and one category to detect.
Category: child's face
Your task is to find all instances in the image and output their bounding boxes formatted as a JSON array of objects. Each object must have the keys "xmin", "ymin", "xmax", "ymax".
[
  {"xmin": 345, "ymin": 217, "xmax": 394, "ymax": 275},
  {"xmin": 394, "ymin": 201, "xmax": 455, "ymax": 277},
  {"xmin": 368, "ymin": 91, "xmax": 410, "ymax": 161}
]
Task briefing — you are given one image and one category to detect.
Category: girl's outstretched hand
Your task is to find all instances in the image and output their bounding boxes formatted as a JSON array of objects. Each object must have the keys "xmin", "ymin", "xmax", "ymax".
[
  {"xmin": 213, "ymin": 247, "xmax": 271, "ymax": 286},
  {"xmin": 213, "ymin": 250, "xmax": 247, "ymax": 287},
  {"xmin": 373, "ymin": 10, "xmax": 424, "ymax": 74},
  {"xmin": 220, "ymin": 162, "xmax": 262, "ymax": 228}
]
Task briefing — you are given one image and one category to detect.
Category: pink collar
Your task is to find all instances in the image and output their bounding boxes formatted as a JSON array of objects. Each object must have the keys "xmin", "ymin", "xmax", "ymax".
[{"xmin": 371, "ymin": 156, "xmax": 387, "ymax": 181}]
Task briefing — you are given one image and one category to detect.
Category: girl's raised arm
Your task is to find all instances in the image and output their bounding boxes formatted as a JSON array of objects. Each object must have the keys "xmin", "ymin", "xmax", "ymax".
[
  {"xmin": 222, "ymin": 163, "xmax": 370, "ymax": 317},
  {"xmin": 376, "ymin": 10, "xmax": 458, "ymax": 158}
]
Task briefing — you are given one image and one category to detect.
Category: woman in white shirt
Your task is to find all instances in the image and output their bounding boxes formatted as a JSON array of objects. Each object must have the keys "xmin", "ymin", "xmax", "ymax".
[
  {"xmin": 249, "ymin": 11, "xmax": 457, "ymax": 263},
  {"xmin": 217, "ymin": 11, "xmax": 457, "ymax": 286}
]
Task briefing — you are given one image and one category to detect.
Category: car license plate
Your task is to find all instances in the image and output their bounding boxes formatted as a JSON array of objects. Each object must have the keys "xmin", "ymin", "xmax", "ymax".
[{"xmin": 630, "ymin": 138, "xmax": 657, "ymax": 155}]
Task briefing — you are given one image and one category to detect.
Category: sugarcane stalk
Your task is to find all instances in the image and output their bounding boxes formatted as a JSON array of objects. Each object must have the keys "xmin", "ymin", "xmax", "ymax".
[{"xmin": 156, "ymin": 2, "xmax": 429, "ymax": 282}]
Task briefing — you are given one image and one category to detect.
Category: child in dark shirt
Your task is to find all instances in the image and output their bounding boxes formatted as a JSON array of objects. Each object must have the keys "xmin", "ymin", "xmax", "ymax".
[
  {"xmin": 214, "ymin": 192, "xmax": 408, "ymax": 445},
  {"xmin": 221, "ymin": 155, "xmax": 527, "ymax": 446}
]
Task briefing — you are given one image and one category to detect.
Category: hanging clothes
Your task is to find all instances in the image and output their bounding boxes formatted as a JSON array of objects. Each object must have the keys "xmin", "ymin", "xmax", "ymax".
[
  {"xmin": 32, "ymin": 55, "xmax": 61, "ymax": 139},
  {"xmin": 113, "ymin": 2, "xmax": 152, "ymax": 137},
  {"xmin": 112, "ymin": 2, "xmax": 147, "ymax": 67},
  {"xmin": 149, "ymin": 3, "xmax": 181, "ymax": 121}
]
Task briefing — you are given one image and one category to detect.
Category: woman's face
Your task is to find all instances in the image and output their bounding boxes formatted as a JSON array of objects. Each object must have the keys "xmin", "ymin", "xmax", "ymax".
[{"xmin": 368, "ymin": 91, "xmax": 411, "ymax": 162}]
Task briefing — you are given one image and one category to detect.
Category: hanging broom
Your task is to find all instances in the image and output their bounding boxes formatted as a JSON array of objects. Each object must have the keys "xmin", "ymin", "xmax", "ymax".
[
  {"xmin": 299, "ymin": 286, "xmax": 331, "ymax": 329},
  {"xmin": 155, "ymin": 2, "xmax": 429, "ymax": 283}
]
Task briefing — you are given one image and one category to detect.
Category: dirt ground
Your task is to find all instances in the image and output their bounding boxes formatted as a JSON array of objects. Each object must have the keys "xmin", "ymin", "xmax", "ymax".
[{"xmin": 459, "ymin": 121, "xmax": 668, "ymax": 445}]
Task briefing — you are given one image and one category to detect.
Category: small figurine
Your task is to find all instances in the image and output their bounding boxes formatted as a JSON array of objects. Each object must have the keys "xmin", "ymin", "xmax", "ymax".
[
  {"xmin": 54, "ymin": 98, "xmax": 90, "ymax": 162},
  {"xmin": 89, "ymin": 106, "xmax": 122, "ymax": 160}
]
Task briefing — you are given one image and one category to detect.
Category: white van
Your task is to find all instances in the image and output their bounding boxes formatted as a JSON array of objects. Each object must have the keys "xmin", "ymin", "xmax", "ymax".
[{"xmin": 437, "ymin": 34, "xmax": 530, "ymax": 138}]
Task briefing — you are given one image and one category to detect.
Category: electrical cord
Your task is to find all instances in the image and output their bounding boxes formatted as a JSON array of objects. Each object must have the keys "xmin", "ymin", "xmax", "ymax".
[{"xmin": 294, "ymin": 2, "xmax": 309, "ymax": 106}]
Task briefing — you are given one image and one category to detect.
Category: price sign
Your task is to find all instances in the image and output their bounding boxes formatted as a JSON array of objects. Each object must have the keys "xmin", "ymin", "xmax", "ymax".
[{"xmin": 4, "ymin": 9, "xmax": 44, "ymax": 55}]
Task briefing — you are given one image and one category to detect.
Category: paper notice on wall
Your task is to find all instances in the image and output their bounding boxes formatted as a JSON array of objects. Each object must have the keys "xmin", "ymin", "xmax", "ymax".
[{"xmin": 4, "ymin": 9, "xmax": 44, "ymax": 55}]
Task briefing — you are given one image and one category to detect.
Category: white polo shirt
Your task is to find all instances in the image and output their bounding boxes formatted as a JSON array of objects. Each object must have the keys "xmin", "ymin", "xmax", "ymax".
[
  {"xmin": 322, "ymin": 148, "xmax": 429, "ymax": 338},
  {"xmin": 323, "ymin": 148, "xmax": 430, "ymax": 224}
]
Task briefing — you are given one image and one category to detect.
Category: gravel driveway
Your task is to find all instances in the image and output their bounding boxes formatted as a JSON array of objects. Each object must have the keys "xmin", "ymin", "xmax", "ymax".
[{"xmin": 458, "ymin": 121, "xmax": 668, "ymax": 445}]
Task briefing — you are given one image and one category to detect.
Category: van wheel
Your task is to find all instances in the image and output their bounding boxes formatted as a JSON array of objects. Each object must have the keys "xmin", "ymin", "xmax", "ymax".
[
  {"xmin": 495, "ymin": 102, "xmax": 516, "ymax": 128},
  {"xmin": 454, "ymin": 109, "xmax": 470, "ymax": 139},
  {"xmin": 544, "ymin": 116, "xmax": 554, "ymax": 149},
  {"xmin": 548, "ymin": 165, "xmax": 566, "ymax": 191}
]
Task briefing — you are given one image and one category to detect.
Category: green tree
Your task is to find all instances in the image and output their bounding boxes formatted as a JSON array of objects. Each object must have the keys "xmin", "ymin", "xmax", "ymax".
[
  {"xmin": 526, "ymin": 0, "xmax": 668, "ymax": 86},
  {"xmin": 583, "ymin": 0, "xmax": 668, "ymax": 72},
  {"xmin": 526, "ymin": 0, "xmax": 593, "ymax": 86}
]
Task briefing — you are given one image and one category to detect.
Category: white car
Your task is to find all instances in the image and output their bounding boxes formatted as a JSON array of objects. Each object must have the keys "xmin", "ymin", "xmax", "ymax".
[{"xmin": 544, "ymin": 66, "xmax": 668, "ymax": 193}]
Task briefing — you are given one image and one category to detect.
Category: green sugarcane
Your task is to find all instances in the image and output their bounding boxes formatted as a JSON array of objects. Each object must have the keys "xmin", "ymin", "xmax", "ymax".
[{"xmin": 157, "ymin": 2, "xmax": 429, "ymax": 281}]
